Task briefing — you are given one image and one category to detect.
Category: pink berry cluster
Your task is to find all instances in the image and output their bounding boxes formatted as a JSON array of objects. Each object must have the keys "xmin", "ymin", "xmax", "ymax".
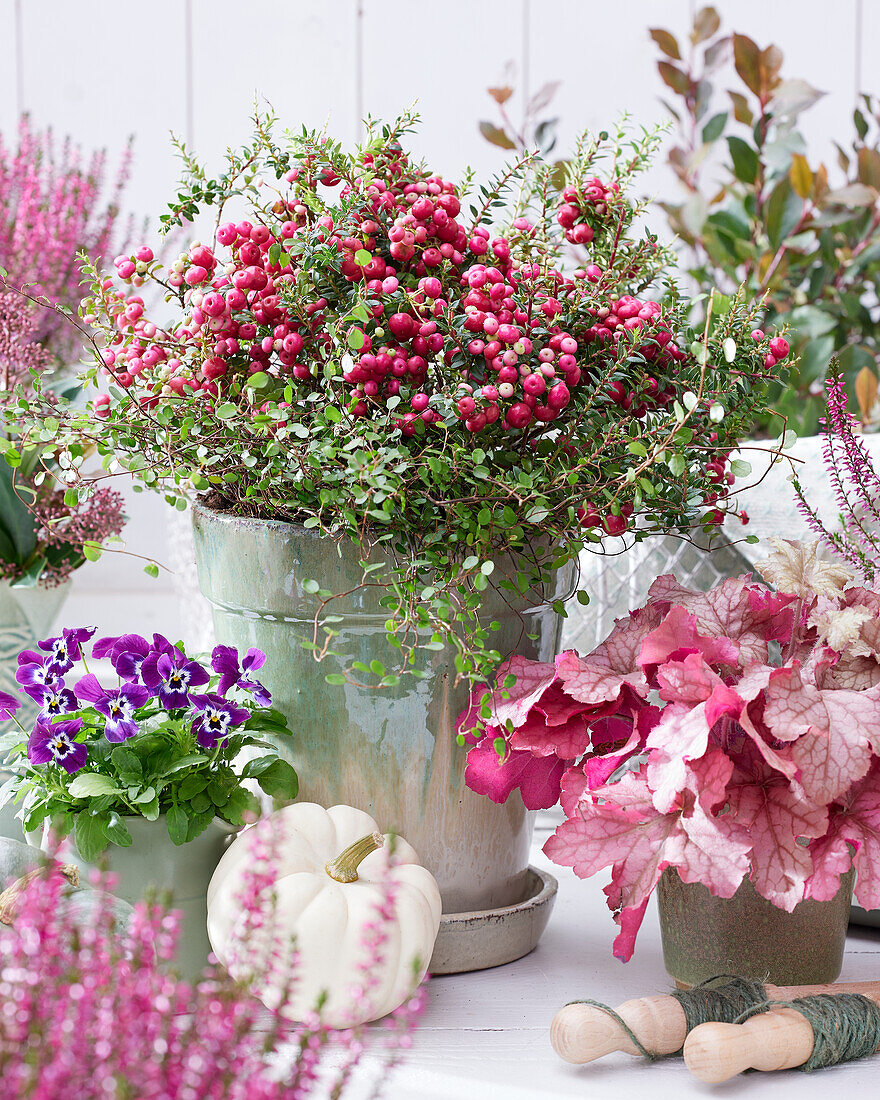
[
  {"xmin": 555, "ymin": 178, "xmax": 621, "ymax": 245},
  {"xmin": 63, "ymin": 117, "xmax": 790, "ymax": 556},
  {"xmin": 85, "ymin": 137, "xmax": 691, "ymax": 446}
]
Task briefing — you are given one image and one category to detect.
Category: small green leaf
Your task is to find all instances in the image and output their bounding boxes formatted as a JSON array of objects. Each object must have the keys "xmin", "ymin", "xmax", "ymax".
[
  {"xmin": 166, "ymin": 804, "xmax": 189, "ymax": 846},
  {"xmin": 144, "ymin": 562, "xmax": 159, "ymax": 578},
  {"xmin": 74, "ymin": 812, "xmax": 109, "ymax": 861},
  {"xmin": 354, "ymin": 249, "xmax": 372, "ymax": 266},
  {"xmin": 214, "ymin": 402, "xmax": 237, "ymax": 419},
  {"xmin": 68, "ymin": 773, "xmax": 121, "ymax": 799},
  {"xmin": 255, "ymin": 760, "xmax": 299, "ymax": 801},
  {"xmin": 324, "ymin": 672, "xmax": 347, "ymax": 685}
]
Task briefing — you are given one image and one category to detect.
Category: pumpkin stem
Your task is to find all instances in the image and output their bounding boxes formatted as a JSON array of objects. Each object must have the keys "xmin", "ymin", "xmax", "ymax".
[
  {"xmin": 324, "ymin": 832, "xmax": 385, "ymax": 883},
  {"xmin": 0, "ymin": 863, "xmax": 79, "ymax": 925}
]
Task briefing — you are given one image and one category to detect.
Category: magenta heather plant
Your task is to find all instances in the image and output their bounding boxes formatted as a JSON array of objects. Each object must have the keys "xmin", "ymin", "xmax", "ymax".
[
  {"xmin": 460, "ymin": 540, "xmax": 880, "ymax": 961},
  {"xmin": 0, "ymin": 115, "xmax": 132, "ymax": 363},
  {"xmin": 0, "ymin": 834, "xmax": 425, "ymax": 1099},
  {"xmin": 793, "ymin": 374, "xmax": 880, "ymax": 583},
  {"xmin": 0, "ymin": 116, "xmax": 131, "ymax": 588}
]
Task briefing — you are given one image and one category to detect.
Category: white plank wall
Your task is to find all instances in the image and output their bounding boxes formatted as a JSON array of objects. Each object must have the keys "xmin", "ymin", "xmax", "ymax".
[{"xmin": 0, "ymin": 0, "xmax": 871, "ymax": 642}]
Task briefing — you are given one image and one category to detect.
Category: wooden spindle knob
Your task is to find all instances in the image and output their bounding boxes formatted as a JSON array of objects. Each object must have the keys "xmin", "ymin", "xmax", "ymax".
[
  {"xmin": 551, "ymin": 996, "xmax": 688, "ymax": 1063},
  {"xmin": 683, "ymin": 1011, "xmax": 815, "ymax": 1083}
]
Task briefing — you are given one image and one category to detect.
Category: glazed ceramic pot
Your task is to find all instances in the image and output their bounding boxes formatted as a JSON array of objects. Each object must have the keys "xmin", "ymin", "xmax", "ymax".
[
  {"xmin": 657, "ymin": 867, "xmax": 855, "ymax": 986},
  {"xmin": 66, "ymin": 816, "xmax": 235, "ymax": 979},
  {"xmin": 191, "ymin": 500, "xmax": 572, "ymax": 916},
  {"xmin": 0, "ymin": 580, "xmax": 70, "ymax": 840}
]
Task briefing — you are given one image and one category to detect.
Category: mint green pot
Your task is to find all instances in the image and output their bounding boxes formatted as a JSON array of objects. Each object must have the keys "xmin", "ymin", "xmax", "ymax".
[
  {"xmin": 65, "ymin": 815, "xmax": 235, "ymax": 980},
  {"xmin": 0, "ymin": 580, "xmax": 70, "ymax": 841},
  {"xmin": 191, "ymin": 500, "xmax": 572, "ymax": 915}
]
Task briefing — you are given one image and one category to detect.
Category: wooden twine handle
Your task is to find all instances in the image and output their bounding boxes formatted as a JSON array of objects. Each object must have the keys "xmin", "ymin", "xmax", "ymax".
[
  {"xmin": 683, "ymin": 987, "xmax": 880, "ymax": 1083},
  {"xmin": 550, "ymin": 981, "xmax": 880, "ymax": 1065},
  {"xmin": 0, "ymin": 863, "xmax": 79, "ymax": 925}
]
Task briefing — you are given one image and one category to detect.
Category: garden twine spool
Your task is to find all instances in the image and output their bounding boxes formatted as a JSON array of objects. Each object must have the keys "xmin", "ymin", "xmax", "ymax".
[{"xmin": 564, "ymin": 976, "xmax": 768, "ymax": 1059}]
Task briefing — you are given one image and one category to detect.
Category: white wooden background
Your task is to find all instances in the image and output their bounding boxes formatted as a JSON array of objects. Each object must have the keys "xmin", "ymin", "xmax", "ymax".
[{"xmin": 0, "ymin": 0, "xmax": 874, "ymax": 641}]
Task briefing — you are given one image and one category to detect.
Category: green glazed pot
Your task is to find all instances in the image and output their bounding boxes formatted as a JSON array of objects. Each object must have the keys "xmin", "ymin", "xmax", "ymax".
[
  {"xmin": 0, "ymin": 580, "xmax": 70, "ymax": 841},
  {"xmin": 191, "ymin": 500, "xmax": 572, "ymax": 915},
  {"xmin": 66, "ymin": 816, "xmax": 235, "ymax": 979},
  {"xmin": 657, "ymin": 867, "xmax": 855, "ymax": 986}
]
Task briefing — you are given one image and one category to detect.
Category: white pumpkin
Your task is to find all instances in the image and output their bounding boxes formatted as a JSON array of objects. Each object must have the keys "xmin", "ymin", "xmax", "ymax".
[{"xmin": 206, "ymin": 802, "xmax": 441, "ymax": 1027}]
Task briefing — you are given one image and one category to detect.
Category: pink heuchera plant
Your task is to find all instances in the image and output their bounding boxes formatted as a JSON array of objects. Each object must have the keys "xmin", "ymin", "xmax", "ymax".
[{"xmin": 461, "ymin": 540, "xmax": 880, "ymax": 962}]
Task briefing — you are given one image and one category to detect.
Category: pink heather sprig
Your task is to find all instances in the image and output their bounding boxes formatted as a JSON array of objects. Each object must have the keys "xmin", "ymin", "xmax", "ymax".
[
  {"xmin": 0, "ymin": 849, "xmax": 424, "ymax": 1099},
  {"xmin": 0, "ymin": 115, "xmax": 132, "ymax": 364},
  {"xmin": 793, "ymin": 374, "xmax": 880, "ymax": 582},
  {"xmin": 0, "ymin": 291, "xmax": 51, "ymax": 390}
]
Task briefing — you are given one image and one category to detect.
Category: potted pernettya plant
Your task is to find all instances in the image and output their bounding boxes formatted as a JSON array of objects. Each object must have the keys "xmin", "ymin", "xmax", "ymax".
[
  {"xmin": 16, "ymin": 113, "xmax": 786, "ymax": 934},
  {"xmin": 0, "ymin": 626, "xmax": 297, "ymax": 974},
  {"xmin": 462, "ymin": 537, "xmax": 880, "ymax": 985}
]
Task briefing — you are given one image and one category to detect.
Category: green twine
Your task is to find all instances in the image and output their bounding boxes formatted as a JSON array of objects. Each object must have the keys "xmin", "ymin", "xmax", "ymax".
[
  {"xmin": 566, "ymin": 975, "xmax": 769, "ymax": 1059},
  {"xmin": 735, "ymin": 993, "xmax": 880, "ymax": 1073}
]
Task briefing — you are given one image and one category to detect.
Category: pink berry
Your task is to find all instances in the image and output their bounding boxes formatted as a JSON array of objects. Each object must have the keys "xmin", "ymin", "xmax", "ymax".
[{"xmin": 769, "ymin": 336, "xmax": 790, "ymax": 359}]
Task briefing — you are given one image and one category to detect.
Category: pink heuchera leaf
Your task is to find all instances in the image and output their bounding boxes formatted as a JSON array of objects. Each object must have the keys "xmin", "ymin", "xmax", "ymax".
[
  {"xmin": 475, "ymin": 653, "xmax": 559, "ymax": 729},
  {"xmin": 815, "ymin": 759, "xmax": 880, "ymax": 909},
  {"xmin": 640, "ymin": 606, "xmax": 739, "ymax": 678},
  {"xmin": 726, "ymin": 763, "xmax": 828, "ymax": 911},
  {"xmin": 806, "ymin": 832, "xmax": 854, "ymax": 903},
  {"xmin": 556, "ymin": 611, "xmax": 661, "ymax": 706},
  {"xmin": 509, "ymin": 711, "xmax": 591, "ymax": 759},
  {"xmin": 545, "ymin": 767, "xmax": 750, "ymax": 961},
  {"xmin": 647, "ymin": 575, "xmax": 796, "ymax": 665},
  {"xmin": 464, "ymin": 733, "xmax": 566, "ymax": 810}
]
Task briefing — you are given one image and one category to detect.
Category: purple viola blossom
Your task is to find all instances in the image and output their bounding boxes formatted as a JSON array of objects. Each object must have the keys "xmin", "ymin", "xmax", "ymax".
[
  {"xmin": 93, "ymin": 633, "xmax": 152, "ymax": 681},
  {"xmin": 16, "ymin": 651, "xmax": 54, "ymax": 691},
  {"xmin": 211, "ymin": 645, "xmax": 272, "ymax": 706},
  {"xmin": 74, "ymin": 674, "xmax": 150, "ymax": 743},
  {"xmin": 0, "ymin": 692, "xmax": 21, "ymax": 721},
  {"xmin": 25, "ymin": 680, "xmax": 77, "ymax": 718},
  {"xmin": 141, "ymin": 649, "xmax": 209, "ymax": 710},
  {"xmin": 190, "ymin": 692, "xmax": 250, "ymax": 749},
  {"xmin": 37, "ymin": 627, "xmax": 96, "ymax": 677},
  {"xmin": 27, "ymin": 718, "xmax": 87, "ymax": 774}
]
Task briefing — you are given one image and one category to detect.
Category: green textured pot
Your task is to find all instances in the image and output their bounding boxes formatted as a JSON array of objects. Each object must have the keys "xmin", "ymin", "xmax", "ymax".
[
  {"xmin": 657, "ymin": 867, "xmax": 855, "ymax": 987},
  {"xmin": 191, "ymin": 500, "xmax": 572, "ymax": 915},
  {"xmin": 0, "ymin": 580, "xmax": 70, "ymax": 841},
  {"xmin": 65, "ymin": 816, "xmax": 235, "ymax": 979}
]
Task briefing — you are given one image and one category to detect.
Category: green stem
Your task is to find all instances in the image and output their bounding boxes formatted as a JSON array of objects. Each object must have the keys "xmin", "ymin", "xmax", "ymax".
[{"xmin": 324, "ymin": 832, "xmax": 384, "ymax": 883}]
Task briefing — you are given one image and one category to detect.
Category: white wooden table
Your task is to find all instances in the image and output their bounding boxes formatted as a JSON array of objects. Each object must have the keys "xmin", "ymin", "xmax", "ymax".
[{"xmin": 373, "ymin": 814, "xmax": 880, "ymax": 1099}]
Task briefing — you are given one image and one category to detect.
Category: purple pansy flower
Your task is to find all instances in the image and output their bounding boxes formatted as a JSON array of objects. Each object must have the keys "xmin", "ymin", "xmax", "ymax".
[
  {"xmin": 27, "ymin": 718, "xmax": 86, "ymax": 773},
  {"xmin": 190, "ymin": 693, "xmax": 250, "ymax": 749},
  {"xmin": 16, "ymin": 651, "xmax": 55, "ymax": 691},
  {"xmin": 25, "ymin": 680, "xmax": 77, "ymax": 718},
  {"xmin": 74, "ymin": 674, "xmax": 150, "ymax": 743},
  {"xmin": 141, "ymin": 649, "xmax": 209, "ymax": 710},
  {"xmin": 0, "ymin": 692, "xmax": 21, "ymax": 721},
  {"xmin": 211, "ymin": 645, "xmax": 272, "ymax": 706},
  {"xmin": 37, "ymin": 627, "xmax": 96, "ymax": 677},
  {"xmin": 92, "ymin": 632, "xmax": 174, "ymax": 681}
]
